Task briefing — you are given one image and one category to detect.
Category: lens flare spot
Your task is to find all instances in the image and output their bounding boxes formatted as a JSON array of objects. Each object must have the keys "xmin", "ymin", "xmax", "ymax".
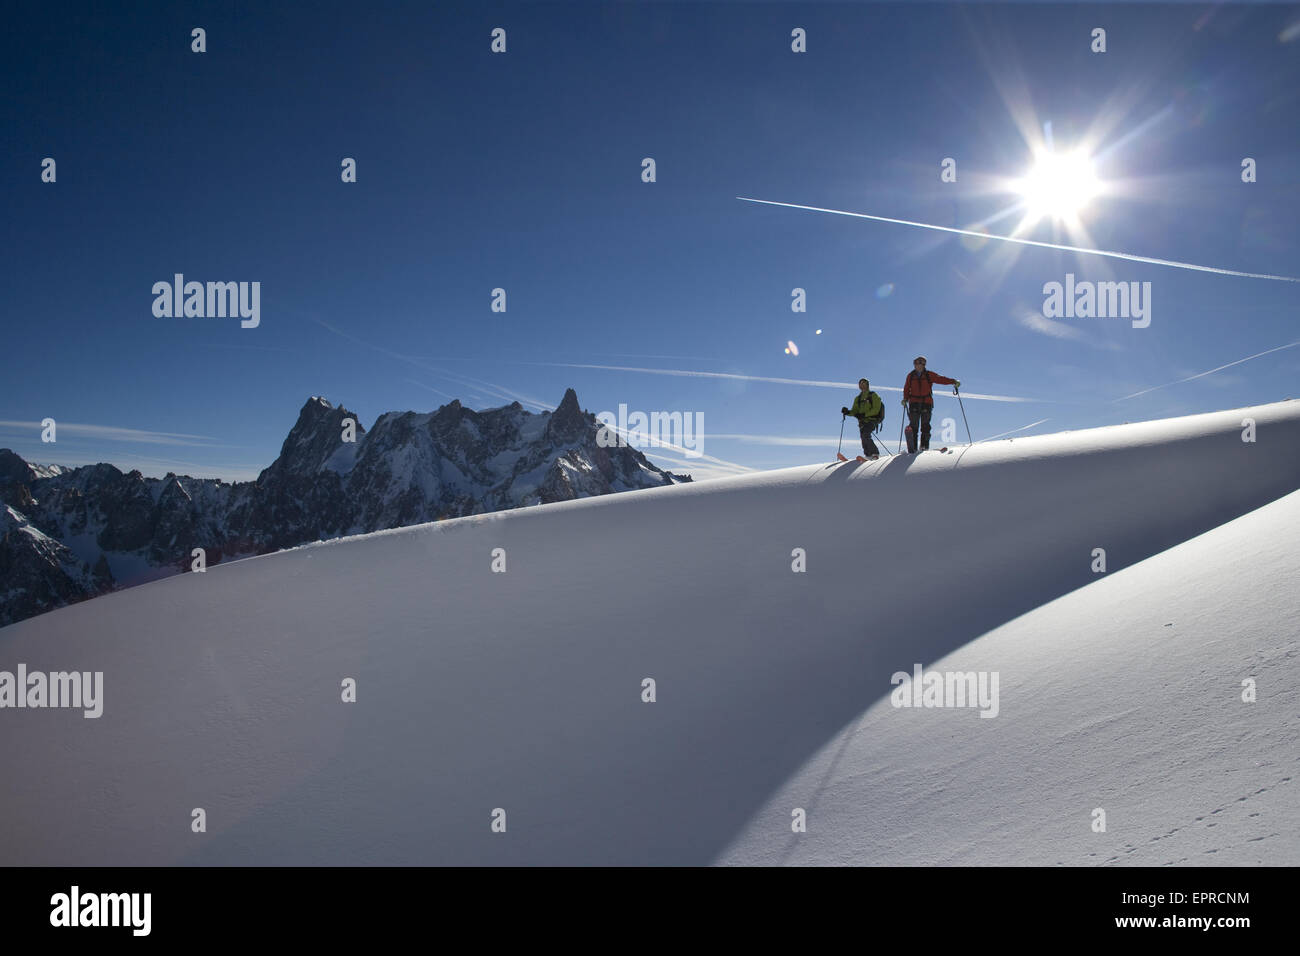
[
  {"xmin": 815, "ymin": 329, "xmax": 822, "ymax": 334},
  {"xmin": 875, "ymin": 283, "xmax": 895, "ymax": 299},
  {"xmin": 785, "ymin": 340, "xmax": 799, "ymax": 356}
]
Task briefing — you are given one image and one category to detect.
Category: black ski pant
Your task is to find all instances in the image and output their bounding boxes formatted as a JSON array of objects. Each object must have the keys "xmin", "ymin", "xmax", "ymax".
[
  {"xmin": 858, "ymin": 416, "xmax": 880, "ymax": 456},
  {"xmin": 907, "ymin": 403, "xmax": 933, "ymax": 451}
]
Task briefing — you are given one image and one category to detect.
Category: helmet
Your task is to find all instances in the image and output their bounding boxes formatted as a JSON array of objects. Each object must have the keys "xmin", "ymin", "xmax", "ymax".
[{"xmin": 914, "ymin": 356, "xmax": 926, "ymax": 365}]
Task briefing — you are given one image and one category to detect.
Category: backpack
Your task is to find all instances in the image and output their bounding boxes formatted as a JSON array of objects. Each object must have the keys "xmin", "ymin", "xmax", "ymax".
[{"xmin": 867, "ymin": 391, "xmax": 885, "ymax": 430}]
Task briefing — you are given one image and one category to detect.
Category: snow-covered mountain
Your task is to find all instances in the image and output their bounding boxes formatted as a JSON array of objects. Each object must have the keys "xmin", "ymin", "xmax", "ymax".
[
  {"xmin": 1, "ymin": 401, "xmax": 1296, "ymax": 865},
  {"xmin": 0, "ymin": 390, "xmax": 687, "ymax": 625},
  {"xmin": 0, "ymin": 504, "xmax": 110, "ymax": 626},
  {"xmin": 244, "ymin": 388, "xmax": 687, "ymax": 548}
]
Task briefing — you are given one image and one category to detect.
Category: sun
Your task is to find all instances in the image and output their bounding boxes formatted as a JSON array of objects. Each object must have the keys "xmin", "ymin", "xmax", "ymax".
[{"xmin": 1014, "ymin": 148, "xmax": 1101, "ymax": 222}]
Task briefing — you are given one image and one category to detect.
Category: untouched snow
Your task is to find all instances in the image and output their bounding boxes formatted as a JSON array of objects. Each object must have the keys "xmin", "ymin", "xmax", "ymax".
[
  {"xmin": 0, "ymin": 401, "xmax": 1297, "ymax": 865},
  {"xmin": 719, "ymin": 487, "xmax": 1300, "ymax": 866}
]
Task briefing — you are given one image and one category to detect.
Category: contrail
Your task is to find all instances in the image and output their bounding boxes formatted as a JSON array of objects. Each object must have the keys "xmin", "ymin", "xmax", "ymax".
[
  {"xmin": 978, "ymin": 418, "xmax": 1052, "ymax": 442},
  {"xmin": 305, "ymin": 313, "xmax": 554, "ymax": 411},
  {"xmin": 737, "ymin": 197, "xmax": 1300, "ymax": 282},
  {"xmin": 707, "ymin": 433, "xmax": 844, "ymax": 447},
  {"xmin": 405, "ymin": 379, "xmax": 457, "ymax": 401},
  {"xmin": 595, "ymin": 421, "xmax": 755, "ymax": 474},
  {"xmin": 1115, "ymin": 340, "xmax": 1300, "ymax": 401},
  {"xmin": 0, "ymin": 420, "xmax": 222, "ymax": 446},
  {"xmin": 527, "ymin": 362, "xmax": 1040, "ymax": 403}
]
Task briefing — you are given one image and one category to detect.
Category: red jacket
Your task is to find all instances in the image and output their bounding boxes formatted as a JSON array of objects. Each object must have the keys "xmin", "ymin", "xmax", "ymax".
[{"xmin": 903, "ymin": 369, "xmax": 956, "ymax": 406}]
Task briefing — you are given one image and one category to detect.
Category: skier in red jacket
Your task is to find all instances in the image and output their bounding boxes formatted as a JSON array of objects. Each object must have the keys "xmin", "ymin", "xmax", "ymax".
[{"xmin": 902, "ymin": 356, "xmax": 960, "ymax": 453}]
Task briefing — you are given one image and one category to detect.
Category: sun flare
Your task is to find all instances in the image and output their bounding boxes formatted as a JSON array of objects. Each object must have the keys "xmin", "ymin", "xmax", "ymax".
[{"xmin": 1014, "ymin": 149, "xmax": 1101, "ymax": 222}]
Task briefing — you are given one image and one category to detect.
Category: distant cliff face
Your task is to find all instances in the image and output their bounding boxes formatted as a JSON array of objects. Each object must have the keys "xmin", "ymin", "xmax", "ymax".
[{"xmin": 0, "ymin": 390, "xmax": 690, "ymax": 626}]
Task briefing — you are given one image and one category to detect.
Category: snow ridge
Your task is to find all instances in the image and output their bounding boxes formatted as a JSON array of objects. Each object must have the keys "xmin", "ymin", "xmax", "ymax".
[{"xmin": 1, "ymin": 401, "xmax": 1297, "ymax": 864}]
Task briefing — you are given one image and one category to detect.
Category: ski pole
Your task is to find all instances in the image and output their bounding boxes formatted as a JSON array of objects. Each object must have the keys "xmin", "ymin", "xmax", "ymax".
[
  {"xmin": 954, "ymin": 386, "xmax": 973, "ymax": 444},
  {"xmin": 837, "ymin": 414, "xmax": 846, "ymax": 459},
  {"xmin": 897, "ymin": 406, "xmax": 905, "ymax": 455},
  {"xmin": 875, "ymin": 419, "xmax": 893, "ymax": 457}
]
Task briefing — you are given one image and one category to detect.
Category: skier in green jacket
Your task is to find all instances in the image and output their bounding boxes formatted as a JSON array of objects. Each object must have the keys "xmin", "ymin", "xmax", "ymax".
[{"xmin": 841, "ymin": 378, "xmax": 885, "ymax": 460}]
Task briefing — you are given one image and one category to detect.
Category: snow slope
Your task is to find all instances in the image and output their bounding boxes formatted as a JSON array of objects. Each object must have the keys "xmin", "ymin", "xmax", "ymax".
[
  {"xmin": 719, "ymin": 485, "xmax": 1300, "ymax": 866},
  {"xmin": 1, "ymin": 402, "xmax": 1297, "ymax": 865}
]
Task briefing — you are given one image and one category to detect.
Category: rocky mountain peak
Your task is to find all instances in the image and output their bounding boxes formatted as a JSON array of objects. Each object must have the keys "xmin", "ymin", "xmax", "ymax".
[
  {"xmin": 0, "ymin": 448, "xmax": 36, "ymax": 485},
  {"xmin": 546, "ymin": 387, "xmax": 589, "ymax": 442},
  {"xmin": 259, "ymin": 397, "xmax": 364, "ymax": 485}
]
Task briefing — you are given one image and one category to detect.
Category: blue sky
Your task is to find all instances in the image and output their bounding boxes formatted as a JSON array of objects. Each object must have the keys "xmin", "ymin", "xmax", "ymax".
[{"xmin": 3, "ymin": 2, "xmax": 1299, "ymax": 481}]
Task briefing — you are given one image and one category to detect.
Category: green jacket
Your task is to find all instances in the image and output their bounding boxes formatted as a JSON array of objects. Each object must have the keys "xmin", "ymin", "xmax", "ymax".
[{"xmin": 849, "ymin": 390, "xmax": 884, "ymax": 423}]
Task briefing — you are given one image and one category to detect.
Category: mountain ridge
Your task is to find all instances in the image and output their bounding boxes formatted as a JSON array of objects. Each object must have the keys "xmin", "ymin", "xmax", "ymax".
[{"xmin": 0, "ymin": 389, "xmax": 689, "ymax": 625}]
